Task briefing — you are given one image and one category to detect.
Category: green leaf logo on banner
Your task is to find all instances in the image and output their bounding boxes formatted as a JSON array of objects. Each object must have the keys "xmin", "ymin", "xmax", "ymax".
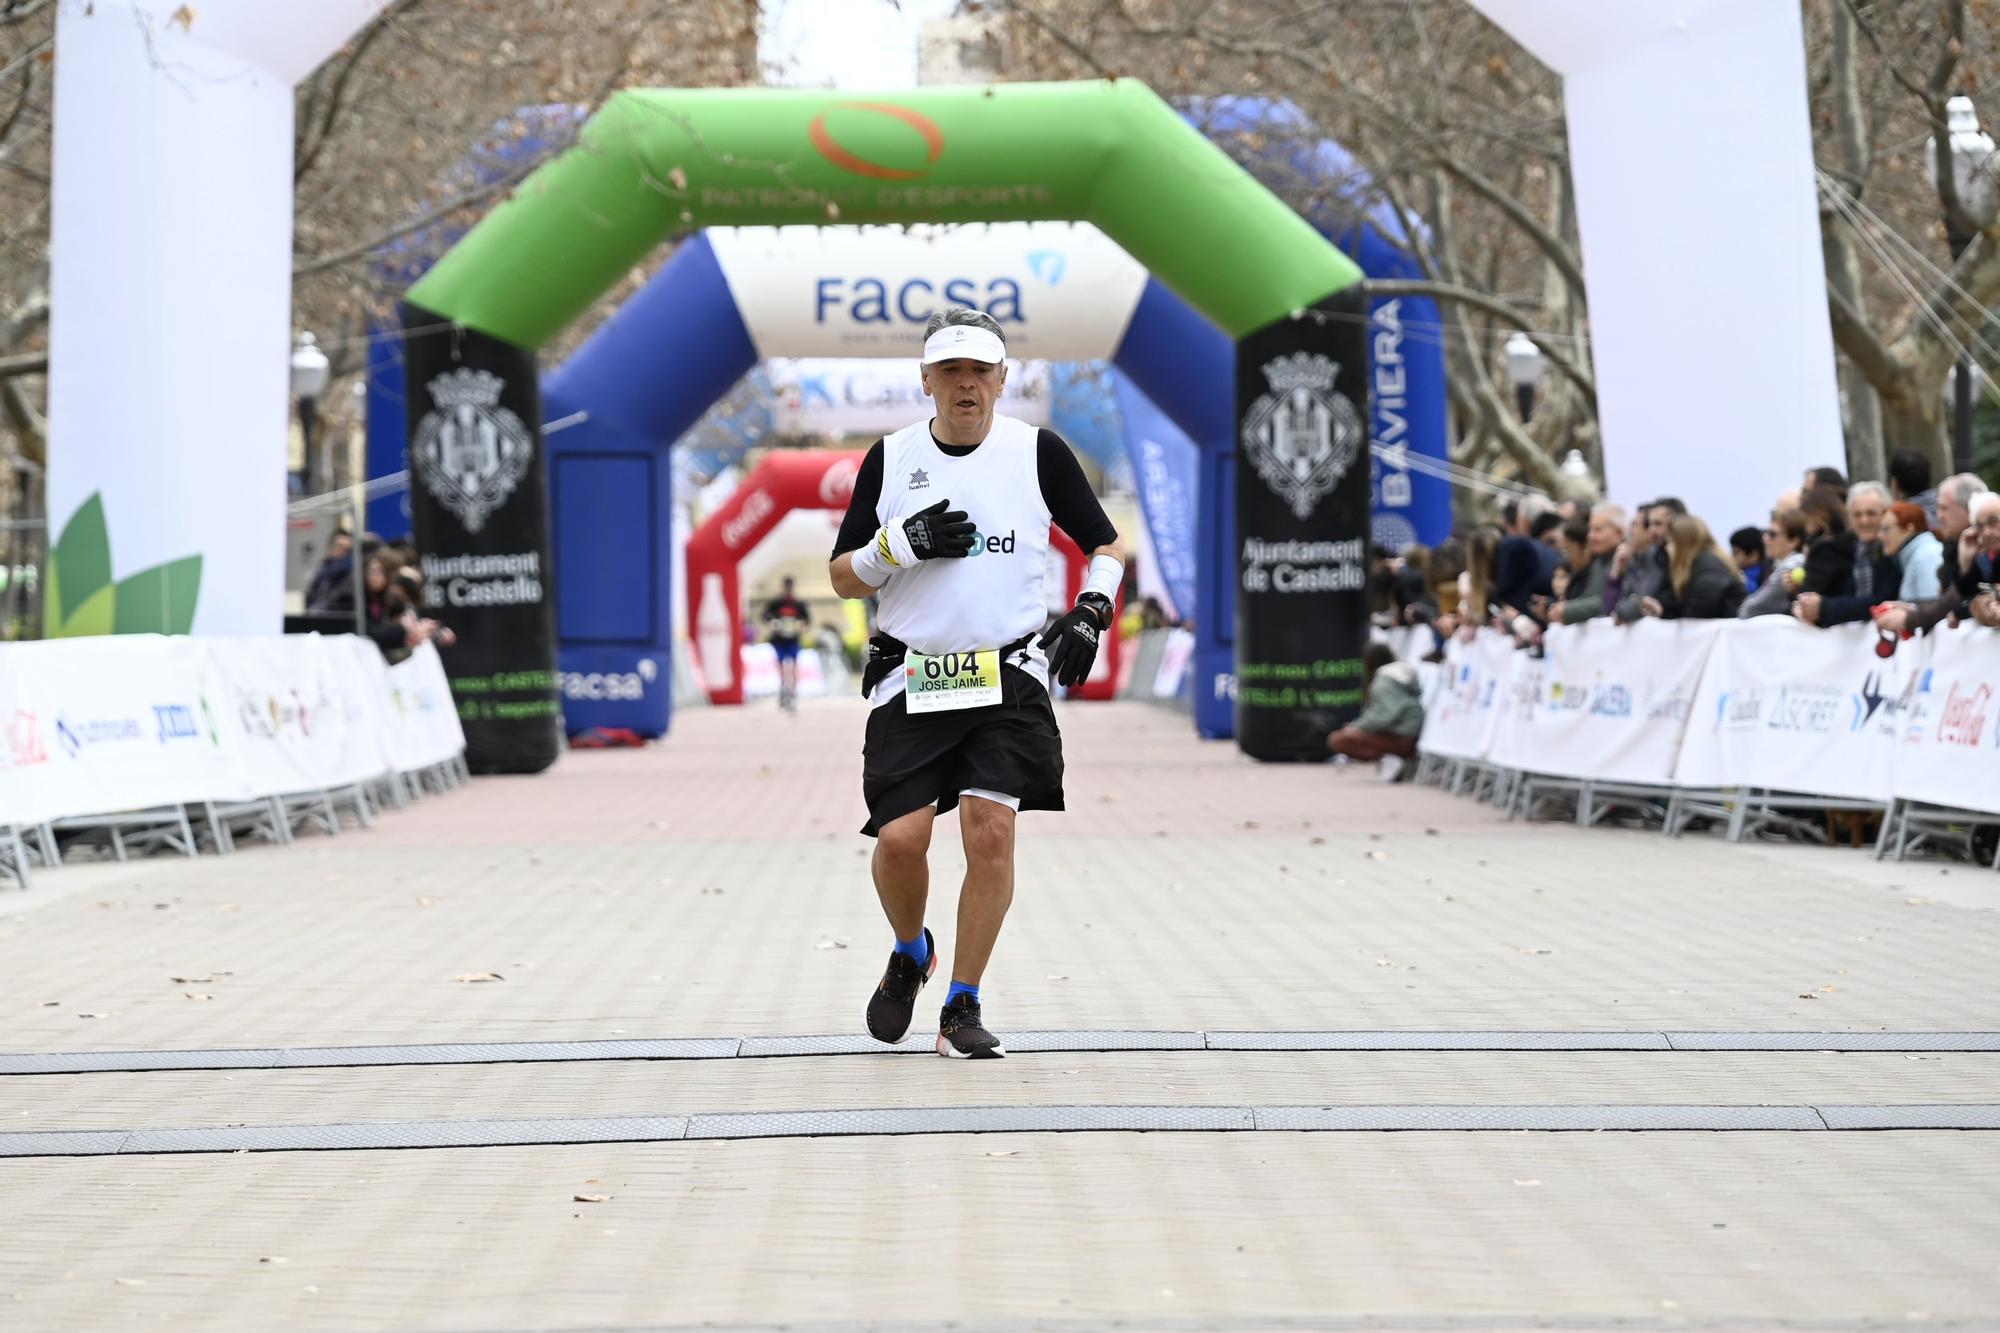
[{"xmin": 45, "ymin": 493, "xmax": 203, "ymax": 637}]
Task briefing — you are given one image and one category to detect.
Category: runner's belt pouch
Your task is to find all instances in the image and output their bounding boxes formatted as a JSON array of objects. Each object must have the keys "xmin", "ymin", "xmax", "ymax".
[{"xmin": 861, "ymin": 632, "xmax": 1034, "ymax": 698}]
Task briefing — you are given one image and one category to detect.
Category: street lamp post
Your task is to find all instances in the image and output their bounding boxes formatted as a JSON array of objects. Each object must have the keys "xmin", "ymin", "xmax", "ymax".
[
  {"xmin": 1925, "ymin": 94, "xmax": 1998, "ymax": 476},
  {"xmin": 1504, "ymin": 331, "xmax": 1545, "ymax": 423},
  {"xmin": 290, "ymin": 331, "xmax": 331, "ymax": 497}
]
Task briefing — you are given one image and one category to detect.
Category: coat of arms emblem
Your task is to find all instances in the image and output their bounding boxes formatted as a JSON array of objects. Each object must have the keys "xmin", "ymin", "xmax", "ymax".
[
  {"xmin": 1240, "ymin": 352, "xmax": 1363, "ymax": 520},
  {"xmin": 411, "ymin": 368, "xmax": 534, "ymax": 533}
]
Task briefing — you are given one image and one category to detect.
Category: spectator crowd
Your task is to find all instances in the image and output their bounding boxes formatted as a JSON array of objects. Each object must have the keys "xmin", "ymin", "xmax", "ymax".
[
  {"xmin": 1371, "ymin": 446, "xmax": 1999, "ymax": 652},
  {"xmin": 302, "ymin": 531, "xmax": 457, "ymax": 661}
]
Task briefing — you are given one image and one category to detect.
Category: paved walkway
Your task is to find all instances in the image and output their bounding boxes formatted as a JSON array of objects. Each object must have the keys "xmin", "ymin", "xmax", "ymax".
[{"xmin": 1, "ymin": 697, "xmax": 1997, "ymax": 1330}]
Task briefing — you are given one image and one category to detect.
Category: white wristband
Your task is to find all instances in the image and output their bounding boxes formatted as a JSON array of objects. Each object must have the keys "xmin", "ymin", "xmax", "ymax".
[
  {"xmin": 1082, "ymin": 552, "xmax": 1123, "ymax": 604},
  {"xmin": 849, "ymin": 531, "xmax": 895, "ymax": 589}
]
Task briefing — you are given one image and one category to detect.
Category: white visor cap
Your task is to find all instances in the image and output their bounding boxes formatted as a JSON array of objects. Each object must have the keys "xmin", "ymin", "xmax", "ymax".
[{"xmin": 920, "ymin": 324, "xmax": 1007, "ymax": 366}]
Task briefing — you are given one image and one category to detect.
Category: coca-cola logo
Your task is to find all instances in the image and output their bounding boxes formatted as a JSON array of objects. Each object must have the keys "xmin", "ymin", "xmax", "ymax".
[
  {"xmin": 1936, "ymin": 681, "xmax": 1993, "ymax": 748},
  {"xmin": 819, "ymin": 457, "xmax": 859, "ymax": 506},
  {"xmin": 721, "ymin": 490, "xmax": 776, "ymax": 551}
]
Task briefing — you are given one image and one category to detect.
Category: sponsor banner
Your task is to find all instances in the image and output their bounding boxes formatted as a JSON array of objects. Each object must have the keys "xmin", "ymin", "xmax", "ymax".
[
  {"xmin": 1419, "ymin": 631, "xmax": 1516, "ymax": 762},
  {"xmin": 402, "ymin": 306, "xmax": 561, "ymax": 774},
  {"xmin": 706, "ymin": 223, "xmax": 1148, "ymax": 360},
  {"xmin": 1234, "ymin": 294, "xmax": 1374, "ymax": 760},
  {"xmin": 1677, "ymin": 620, "xmax": 1906, "ymax": 801},
  {"xmin": 1, "ymin": 636, "xmax": 231, "ymax": 822},
  {"xmin": 768, "ymin": 359, "xmax": 1050, "ymax": 436},
  {"xmin": 1487, "ymin": 620, "xmax": 1718, "ymax": 783},
  {"xmin": 1885, "ymin": 626, "xmax": 2000, "ymax": 815},
  {"xmin": 1114, "ymin": 371, "xmax": 1199, "ymax": 624},
  {"xmin": 0, "ymin": 636, "xmax": 464, "ymax": 826}
]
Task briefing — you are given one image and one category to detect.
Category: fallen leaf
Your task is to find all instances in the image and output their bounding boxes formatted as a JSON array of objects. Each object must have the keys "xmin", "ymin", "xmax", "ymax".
[
  {"xmin": 813, "ymin": 938, "xmax": 849, "ymax": 951},
  {"xmin": 1365, "ymin": 850, "xmax": 1388, "ymax": 861},
  {"xmin": 168, "ymin": 4, "xmax": 196, "ymax": 31},
  {"xmin": 574, "ymin": 1193, "xmax": 611, "ymax": 1203},
  {"xmin": 1239, "ymin": 819, "xmax": 1260, "ymax": 830},
  {"xmin": 415, "ymin": 897, "xmax": 434, "ymax": 908},
  {"xmin": 1309, "ymin": 836, "xmax": 1327, "ymax": 845},
  {"xmin": 182, "ymin": 993, "xmax": 214, "ymax": 1002},
  {"xmin": 114, "ymin": 1277, "xmax": 146, "ymax": 1287},
  {"xmin": 77, "ymin": 1013, "xmax": 110, "ymax": 1019},
  {"xmin": 984, "ymin": 1150, "xmax": 1023, "ymax": 1157},
  {"xmin": 1375, "ymin": 958, "xmax": 1393, "ymax": 967},
  {"xmin": 39, "ymin": 1001, "xmax": 58, "ymax": 1007},
  {"xmin": 259, "ymin": 1256, "xmax": 287, "ymax": 1265},
  {"xmin": 170, "ymin": 975, "xmax": 212, "ymax": 984},
  {"xmin": 451, "ymin": 972, "xmax": 504, "ymax": 983},
  {"xmin": 1797, "ymin": 993, "xmax": 1817, "ymax": 1000}
]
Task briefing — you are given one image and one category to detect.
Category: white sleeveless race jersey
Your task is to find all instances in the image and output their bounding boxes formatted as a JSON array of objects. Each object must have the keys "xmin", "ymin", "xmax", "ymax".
[{"xmin": 872, "ymin": 412, "xmax": 1052, "ymax": 704}]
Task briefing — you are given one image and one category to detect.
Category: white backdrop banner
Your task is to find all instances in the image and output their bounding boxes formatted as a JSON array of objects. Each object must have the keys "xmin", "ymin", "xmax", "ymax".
[
  {"xmin": 707, "ymin": 223, "xmax": 1149, "ymax": 360},
  {"xmin": 0, "ymin": 636, "xmax": 463, "ymax": 826},
  {"xmin": 1466, "ymin": 0, "xmax": 1839, "ymax": 534},
  {"xmin": 1487, "ymin": 620, "xmax": 1718, "ymax": 783},
  {"xmin": 47, "ymin": 1, "xmax": 388, "ymax": 636}
]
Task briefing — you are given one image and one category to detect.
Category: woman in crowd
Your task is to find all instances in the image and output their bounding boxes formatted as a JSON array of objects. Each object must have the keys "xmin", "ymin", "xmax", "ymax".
[
  {"xmin": 1880, "ymin": 501, "xmax": 1943, "ymax": 603},
  {"xmin": 1740, "ymin": 508, "xmax": 1808, "ymax": 617},
  {"xmin": 1643, "ymin": 514, "xmax": 1745, "ymax": 619},
  {"xmin": 1728, "ymin": 526, "xmax": 1768, "ymax": 593},
  {"xmin": 1458, "ymin": 525, "xmax": 1501, "ymax": 634},
  {"xmin": 1797, "ymin": 487, "xmax": 1857, "ymax": 599},
  {"xmin": 1327, "ymin": 640, "xmax": 1425, "ymax": 778}
]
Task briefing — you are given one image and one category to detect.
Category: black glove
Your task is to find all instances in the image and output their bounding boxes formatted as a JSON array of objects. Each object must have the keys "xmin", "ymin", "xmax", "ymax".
[
  {"xmin": 903, "ymin": 497, "xmax": 976, "ymax": 560},
  {"xmin": 1038, "ymin": 592, "xmax": 1113, "ymax": 687}
]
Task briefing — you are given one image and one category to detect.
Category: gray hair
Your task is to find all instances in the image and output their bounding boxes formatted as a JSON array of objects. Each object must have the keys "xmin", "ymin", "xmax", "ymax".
[
  {"xmin": 1590, "ymin": 502, "xmax": 1626, "ymax": 526},
  {"xmin": 1518, "ymin": 493, "xmax": 1554, "ymax": 524},
  {"xmin": 1847, "ymin": 481, "xmax": 1890, "ymax": 507},
  {"xmin": 922, "ymin": 307, "xmax": 1006, "ymax": 346},
  {"xmin": 1942, "ymin": 472, "xmax": 1991, "ymax": 507},
  {"xmin": 1972, "ymin": 491, "xmax": 2000, "ymax": 523}
]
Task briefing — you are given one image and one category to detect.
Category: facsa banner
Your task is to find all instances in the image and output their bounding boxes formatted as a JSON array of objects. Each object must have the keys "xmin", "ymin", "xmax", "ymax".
[
  {"xmin": 768, "ymin": 359, "xmax": 1050, "ymax": 436},
  {"xmin": 1487, "ymin": 619, "xmax": 1718, "ymax": 784},
  {"xmin": 1879, "ymin": 625, "xmax": 2000, "ymax": 815},
  {"xmin": 706, "ymin": 223, "xmax": 1149, "ymax": 360},
  {"xmin": 1677, "ymin": 620, "xmax": 1906, "ymax": 802}
]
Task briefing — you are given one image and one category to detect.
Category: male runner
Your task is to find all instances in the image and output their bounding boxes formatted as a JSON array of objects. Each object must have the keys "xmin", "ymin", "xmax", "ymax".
[
  {"xmin": 829, "ymin": 308, "xmax": 1123, "ymax": 1059},
  {"xmin": 762, "ymin": 577, "xmax": 809, "ymax": 712}
]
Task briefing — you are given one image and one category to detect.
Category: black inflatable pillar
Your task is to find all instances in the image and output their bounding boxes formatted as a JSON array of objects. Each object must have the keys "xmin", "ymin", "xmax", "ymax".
[
  {"xmin": 1233, "ymin": 291, "xmax": 1373, "ymax": 761},
  {"xmin": 400, "ymin": 304, "xmax": 562, "ymax": 774}
]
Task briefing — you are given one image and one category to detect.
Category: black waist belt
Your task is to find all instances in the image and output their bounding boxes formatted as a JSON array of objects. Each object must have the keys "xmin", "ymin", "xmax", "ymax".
[{"xmin": 861, "ymin": 632, "xmax": 1036, "ymax": 698}]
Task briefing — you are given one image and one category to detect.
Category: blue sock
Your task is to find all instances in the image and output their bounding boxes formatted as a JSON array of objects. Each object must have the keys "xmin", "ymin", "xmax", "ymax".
[
  {"xmin": 894, "ymin": 931, "xmax": 930, "ymax": 967},
  {"xmin": 946, "ymin": 980, "xmax": 979, "ymax": 1004}
]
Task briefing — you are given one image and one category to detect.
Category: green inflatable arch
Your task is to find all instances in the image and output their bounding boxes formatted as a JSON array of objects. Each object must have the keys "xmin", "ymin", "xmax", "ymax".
[
  {"xmin": 402, "ymin": 79, "xmax": 1369, "ymax": 775},
  {"xmin": 409, "ymin": 80, "xmax": 1360, "ymax": 344}
]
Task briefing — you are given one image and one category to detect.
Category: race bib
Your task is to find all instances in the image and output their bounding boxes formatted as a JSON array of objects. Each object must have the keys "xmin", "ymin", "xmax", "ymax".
[{"xmin": 904, "ymin": 649, "xmax": 1003, "ymax": 714}]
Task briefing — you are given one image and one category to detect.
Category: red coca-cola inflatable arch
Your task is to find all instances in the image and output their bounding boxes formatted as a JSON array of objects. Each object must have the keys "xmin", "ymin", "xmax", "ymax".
[{"xmin": 685, "ymin": 450, "xmax": 1121, "ymax": 705}]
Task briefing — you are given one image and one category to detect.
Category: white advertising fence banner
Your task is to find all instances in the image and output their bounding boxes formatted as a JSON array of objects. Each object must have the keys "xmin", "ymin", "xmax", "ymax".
[
  {"xmin": 1417, "ymin": 619, "xmax": 1999, "ymax": 817},
  {"xmin": 1488, "ymin": 620, "xmax": 1718, "ymax": 783},
  {"xmin": 1418, "ymin": 631, "xmax": 1516, "ymax": 761},
  {"xmin": 1882, "ymin": 626, "xmax": 2000, "ymax": 815},
  {"xmin": 1676, "ymin": 620, "xmax": 1905, "ymax": 802},
  {"xmin": 0, "ymin": 636, "xmax": 464, "ymax": 825}
]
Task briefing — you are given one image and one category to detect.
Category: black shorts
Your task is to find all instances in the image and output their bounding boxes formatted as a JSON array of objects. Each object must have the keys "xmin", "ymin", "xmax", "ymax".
[{"xmin": 860, "ymin": 664, "xmax": 1065, "ymax": 836}]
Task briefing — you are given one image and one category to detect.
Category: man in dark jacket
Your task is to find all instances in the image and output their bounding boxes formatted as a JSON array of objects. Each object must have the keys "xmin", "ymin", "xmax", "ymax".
[
  {"xmin": 1494, "ymin": 495, "xmax": 1559, "ymax": 616},
  {"xmin": 1803, "ymin": 482, "xmax": 1901, "ymax": 627}
]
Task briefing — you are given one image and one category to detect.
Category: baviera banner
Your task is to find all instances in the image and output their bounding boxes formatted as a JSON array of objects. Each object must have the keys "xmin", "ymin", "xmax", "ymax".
[
  {"xmin": 401, "ymin": 305, "xmax": 561, "ymax": 774},
  {"xmin": 1233, "ymin": 294, "xmax": 1373, "ymax": 761}
]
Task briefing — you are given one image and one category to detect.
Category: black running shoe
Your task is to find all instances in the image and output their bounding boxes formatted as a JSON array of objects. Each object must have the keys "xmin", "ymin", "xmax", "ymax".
[
  {"xmin": 865, "ymin": 928, "xmax": 936, "ymax": 1044},
  {"xmin": 935, "ymin": 992, "xmax": 1006, "ymax": 1059}
]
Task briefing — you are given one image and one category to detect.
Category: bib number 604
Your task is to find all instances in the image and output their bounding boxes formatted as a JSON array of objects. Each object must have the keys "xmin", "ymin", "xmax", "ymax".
[{"xmin": 924, "ymin": 653, "xmax": 973, "ymax": 680}]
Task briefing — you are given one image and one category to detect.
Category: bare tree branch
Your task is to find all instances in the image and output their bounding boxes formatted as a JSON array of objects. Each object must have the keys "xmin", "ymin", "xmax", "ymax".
[
  {"xmin": 294, "ymin": 3, "xmax": 405, "ymax": 185},
  {"xmin": 1825, "ymin": 273, "xmax": 1900, "ymax": 390}
]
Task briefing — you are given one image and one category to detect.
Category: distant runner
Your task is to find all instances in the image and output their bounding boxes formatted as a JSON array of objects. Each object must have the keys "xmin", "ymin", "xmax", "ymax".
[
  {"xmin": 763, "ymin": 577, "xmax": 809, "ymax": 713},
  {"xmin": 829, "ymin": 308, "xmax": 1123, "ymax": 1058}
]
